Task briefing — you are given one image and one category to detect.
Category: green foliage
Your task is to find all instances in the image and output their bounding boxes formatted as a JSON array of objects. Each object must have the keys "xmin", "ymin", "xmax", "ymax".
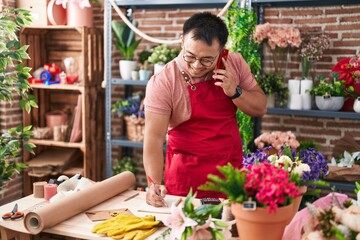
[
  {"xmin": 225, "ymin": 0, "xmax": 261, "ymax": 153},
  {"xmin": 111, "ymin": 20, "xmax": 142, "ymax": 60},
  {"xmin": 256, "ymin": 73, "xmax": 288, "ymax": 107},
  {"xmin": 147, "ymin": 45, "xmax": 180, "ymax": 64},
  {"xmin": 355, "ymin": 181, "xmax": 360, "ymax": 195},
  {"xmin": 139, "ymin": 50, "xmax": 152, "ymax": 64},
  {"xmin": 298, "ymin": 140, "xmax": 318, "ymax": 151},
  {"xmin": 112, "ymin": 156, "xmax": 138, "ymax": 175},
  {"xmin": 225, "ymin": 0, "xmax": 261, "ymax": 76},
  {"xmin": 308, "ymin": 72, "xmax": 354, "ymax": 97},
  {"xmin": 0, "ymin": 7, "xmax": 36, "ymax": 189},
  {"xmin": 198, "ymin": 163, "xmax": 248, "ymax": 203}
]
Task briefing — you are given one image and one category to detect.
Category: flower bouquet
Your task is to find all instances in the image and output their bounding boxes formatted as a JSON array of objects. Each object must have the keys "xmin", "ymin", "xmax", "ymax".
[
  {"xmin": 301, "ymin": 183, "xmax": 360, "ymax": 240},
  {"xmin": 254, "ymin": 130, "xmax": 300, "ymax": 152},
  {"xmin": 253, "ymin": 22, "xmax": 302, "ymax": 75},
  {"xmin": 160, "ymin": 190, "xmax": 230, "ymax": 240},
  {"xmin": 299, "ymin": 32, "xmax": 330, "ymax": 80}
]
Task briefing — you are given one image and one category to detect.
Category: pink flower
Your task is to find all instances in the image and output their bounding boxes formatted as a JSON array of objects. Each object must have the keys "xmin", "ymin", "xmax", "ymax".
[
  {"xmin": 254, "ymin": 131, "xmax": 300, "ymax": 151},
  {"xmin": 189, "ymin": 217, "xmax": 213, "ymax": 240},
  {"xmin": 164, "ymin": 203, "xmax": 198, "ymax": 240}
]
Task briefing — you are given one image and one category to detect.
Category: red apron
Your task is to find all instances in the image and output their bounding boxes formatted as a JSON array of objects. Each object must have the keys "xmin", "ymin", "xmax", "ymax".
[{"xmin": 165, "ymin": 75, "xmax": 243, "ymax": 198}]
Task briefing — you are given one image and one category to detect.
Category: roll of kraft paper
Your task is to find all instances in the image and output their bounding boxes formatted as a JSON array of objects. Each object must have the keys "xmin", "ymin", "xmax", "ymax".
[{"xmin": 24, "ymin": 171, "xmax": 136, "ymax": 234}]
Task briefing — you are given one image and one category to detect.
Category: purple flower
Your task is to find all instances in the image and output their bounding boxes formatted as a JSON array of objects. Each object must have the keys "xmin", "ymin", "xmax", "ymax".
[{"xmin": 299, "ymin": 148, "xmax": 328, "ymax": 181}]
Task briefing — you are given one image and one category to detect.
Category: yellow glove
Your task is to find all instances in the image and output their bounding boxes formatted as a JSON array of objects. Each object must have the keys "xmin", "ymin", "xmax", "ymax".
[
  {"xmin": 92, "ymin": 213, "xmax": 161, "ymax": 240},
  {"xmin": 113, "ymin": 228, "xmax": 159, "ymax": 240}
]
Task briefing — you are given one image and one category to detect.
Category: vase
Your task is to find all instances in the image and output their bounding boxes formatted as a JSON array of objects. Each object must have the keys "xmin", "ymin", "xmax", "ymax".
[
  {"xmin": 301, "ymin": 57, "xmax": 316, "ymax": 80},
  {"xmin": 231, "ymin": 202, "xmax": 294, "ymax": 240},
  {"xmin": 66, "ymin": 2, "xmax": 93, "ymax": 27},
  {"xmin": 353, "ymin": 97, "xmax": 360, "ymax": 113},
  {"xmin": 300, "ymin": 79, "xmax": 313, "ymax": 110},
  {"xmin": 341, "ymin": 82, "xmax": 360, "ymax": 112},
  {"xmin": 266, "ymin": 94, "xmax": 275, "ymax": 108},
  {"xmin": 154, "ymin": 62, "xmax": 165, "ymax": 74}
]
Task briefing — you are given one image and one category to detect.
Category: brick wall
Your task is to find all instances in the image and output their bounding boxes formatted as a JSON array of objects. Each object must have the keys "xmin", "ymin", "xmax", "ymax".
[{"xmin": 261, "ymin": 4, "xmax": 360, "ymax": 157}]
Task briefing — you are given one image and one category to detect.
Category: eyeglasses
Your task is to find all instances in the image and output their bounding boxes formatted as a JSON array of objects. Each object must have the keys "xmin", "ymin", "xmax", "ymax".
[{"xmin": 182, "ymin": 47, "xmax": 220, "ymax": 67}]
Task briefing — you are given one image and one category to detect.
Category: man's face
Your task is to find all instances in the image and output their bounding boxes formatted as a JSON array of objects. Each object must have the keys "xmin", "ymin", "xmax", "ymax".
[{"xmin": 182, "ymin": 32, "xmax": 221, "ymax": 78}]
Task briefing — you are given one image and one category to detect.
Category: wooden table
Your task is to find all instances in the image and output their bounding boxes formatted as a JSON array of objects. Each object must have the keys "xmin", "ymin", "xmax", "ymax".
[{"xmin": 0, "ymin": 190, "xmax": 174, "ymax": 240}]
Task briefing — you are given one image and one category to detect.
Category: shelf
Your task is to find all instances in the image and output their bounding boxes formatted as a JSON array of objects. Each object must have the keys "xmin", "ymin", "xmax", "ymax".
[
  {"xmin": 29, "ymin": 139, "xmax": 85, "ymax": 149},
  {"xmin": 111, "ymin": 137, "xmax": 144, "ymax": 148},
  {"xmin": 114, "ymin": 0, "xmax": 229, "ymax": 8},
  {"xmin": 266, "ymin": 108, "xmax": 360, "ymax": 119},
  {"xmin": 111, "ymin": 78, "xmax": 149, "ymax": 86},
  {"xmin": 251, "ymin": 0, "xmax": 359, "ymax": 7},
  {"xmin": 30, "ymin": 84, "xmax": 84, "ymax": 92},
  {"xmin": 113, "ymin": 0, "xmax": 359, "ymax": 8}
]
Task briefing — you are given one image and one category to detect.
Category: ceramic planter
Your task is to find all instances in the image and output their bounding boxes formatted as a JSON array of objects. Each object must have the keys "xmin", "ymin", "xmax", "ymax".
[
  {"xmin": 119, "ymin": 60, "xmax": 138, "ymax": 80},
  {"xmin": 315, "ymin": 96, "xmax": 344, "ymax": 111},
  {"xmin": 66, "ymin": 2, "xmax": 93, "ymax": 27},
  {"xmin": 139, "ymin": 70, "xmax": 152, "ymax": 81},
  {"xmin": 231, "ymin": 202, "xmax": 294, "ymax": 240}
]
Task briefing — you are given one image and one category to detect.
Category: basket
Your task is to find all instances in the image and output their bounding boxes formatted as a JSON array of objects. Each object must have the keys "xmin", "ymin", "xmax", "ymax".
[{"xmin": 124, "ymin": 114, "xmax": 145, "ymax": 142}]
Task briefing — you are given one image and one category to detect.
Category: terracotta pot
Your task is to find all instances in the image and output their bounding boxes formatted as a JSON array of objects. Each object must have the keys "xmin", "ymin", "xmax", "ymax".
[
  {"xmin": 290, "ymin": 186, "xmax": 308, "ymax": 222},
  {"xmin": 231, "ymin": 202, "xmax": 294, "ymax": 240},
  {"xmin": 66, "ymin": 2, "xmax": 93, "ymax": 27}
]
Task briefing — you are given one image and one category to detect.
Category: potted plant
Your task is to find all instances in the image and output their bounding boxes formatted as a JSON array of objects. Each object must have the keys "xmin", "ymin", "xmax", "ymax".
[
  {"xmin": 147, "ymin": 44, "xmax": 180, "ymax": 74},
  {"xmin": 308, "ymin": 72, "xmax": 354, "ymax": 111},
  {"xmin": 199, "ymin": 161, "xmax": 302, "ymax": 240},
  {"xmin": 112, "ymin": 20, "xmax": 142, "ymax": 80},
  {"xmin": 111, "ymin": 93, "xmax": 145, "ymax": 141},
  {"xmin": 139, "ymin": 60, "xmax": 151, "ymax": 81},
  {"xmin": 0, "ymin": 7, "xmax": 36, "ymax": 189},
  {"xmin": 256, "ymin": 74, "xmax": 288, "ymax": 108}
]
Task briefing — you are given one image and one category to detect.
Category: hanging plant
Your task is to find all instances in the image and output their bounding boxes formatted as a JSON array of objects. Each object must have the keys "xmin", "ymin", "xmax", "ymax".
[{"xmin": 225, "ymin": 0, "xmax": 261, "ymax": 154}]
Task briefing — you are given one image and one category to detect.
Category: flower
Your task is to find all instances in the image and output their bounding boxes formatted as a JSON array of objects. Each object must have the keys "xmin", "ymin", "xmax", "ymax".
[
  {"xmin": 254, "ymin": 131, "xmax": 300, "ymax": 151},
  {"xmin": 111, "ymin": 94, "xmax": 144, "ymax": 118},
  {"xmin": 55, "ymin": 0, "xmax": 98, "ymax": 9},
  {"xmin": 299, "ymin": 33, "xmax": 330, "ymax": 62},
  {"xmin": 199, "ymin": 161, "xmax": 302, "ymax": 214},
  {"xmin": 163, "ymin": 190, "xmax": 230, "ymax": 240},
  {"xmin": 301, "ymin": 185, "xmax": 360, "ymax": 239},
  {"xmin": 253, "ymin": 23, "xmax": 302, "ymax": 49},
  {"xmin": 299, "ymin": 32, "xmax": 330, "ymax": 79},
  {"xmin": 253, "ymin": 23, "xmax": 302, "ymax": 75},
  {"xmin": 243, "ymin": 146, "xmax": 329, "ymax": 185},
  {"xmin": 332, "ymin": 56, "xmax": 360, "ymax": 87},
  {"xmin": 147, "ymin": 44, "xmax": 180, "ymax": 64}
]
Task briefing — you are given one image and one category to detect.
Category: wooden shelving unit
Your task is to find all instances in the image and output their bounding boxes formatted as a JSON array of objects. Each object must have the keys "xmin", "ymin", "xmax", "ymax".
[{"xmin": 21, "ymin": 26, "xmax": 105, "ymax": 196}]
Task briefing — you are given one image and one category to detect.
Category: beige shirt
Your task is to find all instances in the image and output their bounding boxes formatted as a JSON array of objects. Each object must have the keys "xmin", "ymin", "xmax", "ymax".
[{"xmin": 144, "ymin": 51, "xmax": 257, "ymax": 129}]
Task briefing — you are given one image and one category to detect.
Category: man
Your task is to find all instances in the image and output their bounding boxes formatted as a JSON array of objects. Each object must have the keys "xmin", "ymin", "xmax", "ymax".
[{"xmin": 143, "ymin": 12, "xmax": 266, "ymax": 207}]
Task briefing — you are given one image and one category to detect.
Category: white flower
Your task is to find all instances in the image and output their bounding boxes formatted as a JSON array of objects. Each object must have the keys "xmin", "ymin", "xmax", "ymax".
[
  {"xmin": 275, "ymin": 155, "xmax": 293, "ymax": 170},
  {"xmin": 293, "ymin": 163, "xmax": 311, "ymax": 177}
]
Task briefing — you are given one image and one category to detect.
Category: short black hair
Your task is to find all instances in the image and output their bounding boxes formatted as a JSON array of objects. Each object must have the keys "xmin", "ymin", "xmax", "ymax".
[{"xmin": 183, "ymin": 12, "xmax": 228, "ymax": 48}]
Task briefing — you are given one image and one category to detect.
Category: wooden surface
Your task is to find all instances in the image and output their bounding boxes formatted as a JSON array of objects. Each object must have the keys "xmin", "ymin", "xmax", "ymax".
[
  {"xmin": 0, "ymin": 191, "xmax": 166, "ymax": 240},
  {"xmin": 0, "ymin": 190, "xmax": 241, "ymax": 240},
  {"xmin": 20, "ymin": 26, "xmax": 105, "ymax": 196}
]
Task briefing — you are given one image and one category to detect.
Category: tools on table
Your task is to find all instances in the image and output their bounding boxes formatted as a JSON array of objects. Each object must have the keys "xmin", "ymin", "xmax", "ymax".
[{"xmin": 2, "ymin": 203, "xmax": 24, "ymax": 220}]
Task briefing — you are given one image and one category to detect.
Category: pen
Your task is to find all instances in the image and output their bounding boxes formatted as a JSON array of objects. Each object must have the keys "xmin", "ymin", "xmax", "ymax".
[{"xmin": 146, "ymin": 176, "xmax": 168, "ymax": 207}]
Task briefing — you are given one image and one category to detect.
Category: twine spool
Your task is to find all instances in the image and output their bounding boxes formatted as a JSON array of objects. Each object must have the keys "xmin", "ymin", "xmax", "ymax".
[
  {"xmin": 44, "ymin": 184, "xmax": 58, "ymax": 201},
  {"xmin": 33, "ymin": 181, "xmax": 47, "ymax": 198}
]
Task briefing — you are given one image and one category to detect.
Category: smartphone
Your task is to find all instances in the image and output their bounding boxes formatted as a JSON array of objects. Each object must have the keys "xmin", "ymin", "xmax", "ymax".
[{"xmin": 216, "ymin": 49, "xmax": 229, "ymax": 70}]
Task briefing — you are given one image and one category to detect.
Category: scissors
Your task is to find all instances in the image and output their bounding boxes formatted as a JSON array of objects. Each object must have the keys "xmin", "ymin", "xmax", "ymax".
[{"xmin": 2, "ymin": 203, "xmax": 24, "ymax": 220}]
